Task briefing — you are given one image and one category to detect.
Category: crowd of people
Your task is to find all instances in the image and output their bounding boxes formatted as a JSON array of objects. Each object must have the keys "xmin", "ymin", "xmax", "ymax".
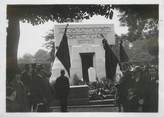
[
  {"xmin": 88, "ymin": 63, "xmax": 158, "ymax": 112},
  {"xmin": 6, "ymin": 63, "xmax": 158, "ymax": 112},
  {"xmin": 117, "ymin": 64, "xmax": 158, "ymax": 112},
  {"xmin": 6, "ymin": 63, "xmax": 70, "ymax": 112}
]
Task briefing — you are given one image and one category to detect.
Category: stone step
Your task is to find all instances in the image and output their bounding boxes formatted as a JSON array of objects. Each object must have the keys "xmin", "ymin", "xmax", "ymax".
[
  {"xmin": 50, "ymin": 98, "xmax": 116, "ymax": 107},
  {"xmin": 50, "ymin": 95, "xmax": 116, "ymax": 106},
  {"xmin": 89, "ymin": 98, "xmax": 116, "ymax": 105},
  {"xmin": 50, "ymin": 104, "xmax": 116, "ymax": 109},
  {"xmin": 49, "ymin": 104, "xmax": 118, "ymax": 112},
  {"xmin": 49, "ymin": 98, "xmax": 89, "ymax": 106}
]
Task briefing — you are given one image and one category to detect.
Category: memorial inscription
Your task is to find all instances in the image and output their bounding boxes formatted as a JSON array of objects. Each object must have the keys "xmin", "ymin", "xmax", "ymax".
[{"xmin": 58, "ymin": 27, "xmax": 111, "ymax": 40}]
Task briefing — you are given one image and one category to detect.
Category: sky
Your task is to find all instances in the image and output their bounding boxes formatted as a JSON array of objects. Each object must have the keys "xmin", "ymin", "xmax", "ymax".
[{"xmin": 18, "ymin": 10, "xmax": 128, "ymax": 58}]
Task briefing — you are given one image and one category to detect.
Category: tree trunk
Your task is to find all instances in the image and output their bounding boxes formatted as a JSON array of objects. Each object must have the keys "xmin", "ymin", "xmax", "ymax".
[{"xmin": 7, "ymin": 17, "xmax": 20, "ymax": 83}]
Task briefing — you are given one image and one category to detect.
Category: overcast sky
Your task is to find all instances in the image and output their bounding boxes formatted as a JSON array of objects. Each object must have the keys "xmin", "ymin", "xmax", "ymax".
[{"xmin": 18, "ymin": 10, "xmax": 128, "ymax": 58}]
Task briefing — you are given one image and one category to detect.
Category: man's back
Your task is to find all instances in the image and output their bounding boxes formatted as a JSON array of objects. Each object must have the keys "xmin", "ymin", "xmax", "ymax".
[
  {"xmin": 55, "ymin": 76, "xmax": 70, "ymax": 98},
  {"xmin": 21, "ymin": 71, "xmax": 31, "ymax": 90},
  {"xmin": 30, "ymin": 72, "xmax": 52, "ymax": 102}
]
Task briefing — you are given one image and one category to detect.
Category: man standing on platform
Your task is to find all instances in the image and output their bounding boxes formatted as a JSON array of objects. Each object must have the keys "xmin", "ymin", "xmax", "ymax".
[{"xmin": 54, "ymin": 69, "xmax": 70, "ymax": 112}]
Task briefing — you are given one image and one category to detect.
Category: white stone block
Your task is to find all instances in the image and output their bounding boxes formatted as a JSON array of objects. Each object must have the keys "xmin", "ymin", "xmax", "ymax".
[{"xmin": 88, "ymin": 67, "xmax": 96, "ymax": 82}]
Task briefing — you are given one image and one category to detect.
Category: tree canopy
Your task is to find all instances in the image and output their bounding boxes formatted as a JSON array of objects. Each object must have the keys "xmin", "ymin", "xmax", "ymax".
[
  {"xmin": 43, "ymin": 29, "xmax": 55, "ymax": 50},
  {"xmin": 7, "ymin": 5, "xmax": 114, "ymax": 25},
  {"xmin": 34, "ymin": 49, "xmax": 50, "ymax": 63},
  {"xmin": 115, "ymin": 5, "xmax": 158, "ymax": 42},
  {"xmin": 18, "ymin": 49, "xmax": 50, "ymax": 64},
  {"xmin": 7, "ymin": 5, "xmax": 158, "ymax": 24}
]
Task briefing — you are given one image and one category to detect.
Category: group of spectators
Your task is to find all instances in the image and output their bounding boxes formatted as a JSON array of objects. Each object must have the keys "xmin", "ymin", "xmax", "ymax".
[
  {"xmin": 7, "ymin": 63, "xmax": 53, "ymax": 112},
  {"xmin": 117, "ymin": 64, "xmax": 158, "ymax": 112},
  {"xmin": 88, "ymin": 63, "xmax": 158, "ymax": 112},
  {"xmin": 6, "ymin": 63, "xmax": 70, "ymax": 112},
  {"xmin": 6, "ymin": 62, "xmax": 158, "ymax": 112}
]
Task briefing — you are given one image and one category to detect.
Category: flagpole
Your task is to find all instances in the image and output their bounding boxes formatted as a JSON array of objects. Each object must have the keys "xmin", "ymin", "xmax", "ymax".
[
  {"xmin": 64, "ymin": 24, "xmax": 69, "ymax": 34},
  {"xmin": 100, "ymin": 34, "xmax": 105, "ymax": 40}
]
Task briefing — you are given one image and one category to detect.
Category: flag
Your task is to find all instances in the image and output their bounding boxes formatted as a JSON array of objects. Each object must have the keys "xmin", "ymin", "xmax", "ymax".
[
  {"xmin": 120, "ymin": 41, "xmax": 129, "ymax": 62},
  {"xmin": 56, "ymin": 25, "xmax": 71, "ymax": 76},
  {"xmin": 102, "ymin": 38, "xmax": 119, "ymax": 80}
]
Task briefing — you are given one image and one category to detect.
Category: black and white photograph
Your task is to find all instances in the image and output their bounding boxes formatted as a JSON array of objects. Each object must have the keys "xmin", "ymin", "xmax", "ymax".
[{"xmin": 0, "ymin": 1, "xmax": 164, "ymax": 117}]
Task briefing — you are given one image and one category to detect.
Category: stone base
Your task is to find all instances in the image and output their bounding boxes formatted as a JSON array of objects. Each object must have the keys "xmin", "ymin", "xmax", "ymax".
[
  {"xmin": 50, "ymin": 98, "xmax": 89, "ymax": 106},
  {"xmin": 50, "ymin": 85, "xmax": 89, "ymax": 106}
]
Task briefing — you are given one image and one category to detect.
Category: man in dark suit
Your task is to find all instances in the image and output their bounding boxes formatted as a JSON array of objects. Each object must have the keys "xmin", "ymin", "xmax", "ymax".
[
  {"xmin": 54, "ymin": 70, "xmax": 70, "ymax": 112},
  {"xmin": 21, "ymin": 64, "xmax": 31, "ymax": 95},
  {"xmin": 30, "ymin": 64, "xmax": 52, "ymax": 112}
]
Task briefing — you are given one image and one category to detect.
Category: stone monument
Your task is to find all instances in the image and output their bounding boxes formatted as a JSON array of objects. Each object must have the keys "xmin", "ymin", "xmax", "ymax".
[{"xmin": 50, "ymin": 24, "xmax": 115, "ymax": 85}]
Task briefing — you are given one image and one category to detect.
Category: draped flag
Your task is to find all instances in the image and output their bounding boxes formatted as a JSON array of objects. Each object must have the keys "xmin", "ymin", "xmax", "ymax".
[
  {"xmin": 120, "ymin": 40, "xmax": 129, "ymax": 62},
  {"xmin": 102, "ymin": 35, "xmax": 119, "ymax": 80},
  {"xmin": 56, "ymin": 24, "xmax": 71, "ymax": 76}
]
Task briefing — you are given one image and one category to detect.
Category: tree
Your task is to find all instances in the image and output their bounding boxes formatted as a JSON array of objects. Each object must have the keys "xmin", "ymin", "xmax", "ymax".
[
  {"xmin": 34, "ymin": 49, "xmax": 50, "ymax": 64},
  {"xmin": 7, "ymin": 17, "xmax": 20, "ymax": 83},
  {"xmin": 43, "ymin": 29, "xmax": 55, "ymax": 50},
  {"xmin": 126, "ymin": 40, "xmax": 154, "ymax": 62},
  {"xmin": 115, "ymin": 5, "xmax": 158, "ymax": 42},
  {"xmin": 116, "ymin": 34, "xmax": 158, "ymax": 63},
  {"xmin": 18, "ymin": 53, "xmax": 34, "ymax": 64},
  {"xmin": 115, "ymin": 5, "xmax": 158, "ymax": 63},
  {"xmin": 7, "ymin": 5, "xmax": 158, "ymax": 82},
  {"xmin": 144, "ymin": 38, "xmax": 158, "ymax": 63}
]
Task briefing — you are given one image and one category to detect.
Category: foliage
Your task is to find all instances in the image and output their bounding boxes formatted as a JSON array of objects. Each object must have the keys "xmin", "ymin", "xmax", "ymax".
[
  {"xmin": 7, "ymin": 5, "xmax": 114, "ymax": 25},
  {"xmin": 18, "ymin": 49, "xmax": 50, "ymax": 64},
  {"xmin": 89, "ymin": 79, "xmax": 117, "ymax": 100},
  {"xmin": 18, "ymin": 53, "xmax": 34, "ymax": 64},
  {"xmin": 8, "ymin": 5, "xmax": 158, "ymax": 25},
  {"xmin": 43, "ymin": 29, "xmax": 55, "ymax": 50},
  {"xmin": 115, "ymin": 5, "xmax": 158, "ymax": 21},
  {"xmin": 115, "ymin": 33, "xmax": 157, "ymax": 63},
  {"xmin": 115, "ymin": 5, "xmax": 158, "ymax": 63},
  {"xmin": 144, "ymin": 38, "xmax": 158, "ymax": 63},
  {"xmin": 146, "ymin": 38, "xmax": 158, "ymax": 57},
  {"xmin": 34, "ymin": 49, "xmax": 50, "ymax": 63},
  {"xmin": 122, "ymin": 39, "xmax": 154, "ymax": 62},
  {"xmin": 117, "ymin": 24, "xmax": 158, "ymax": 63},
  {"xmin": 115, "ymin": 5, "xmax": 158, "ymax": 42}
]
